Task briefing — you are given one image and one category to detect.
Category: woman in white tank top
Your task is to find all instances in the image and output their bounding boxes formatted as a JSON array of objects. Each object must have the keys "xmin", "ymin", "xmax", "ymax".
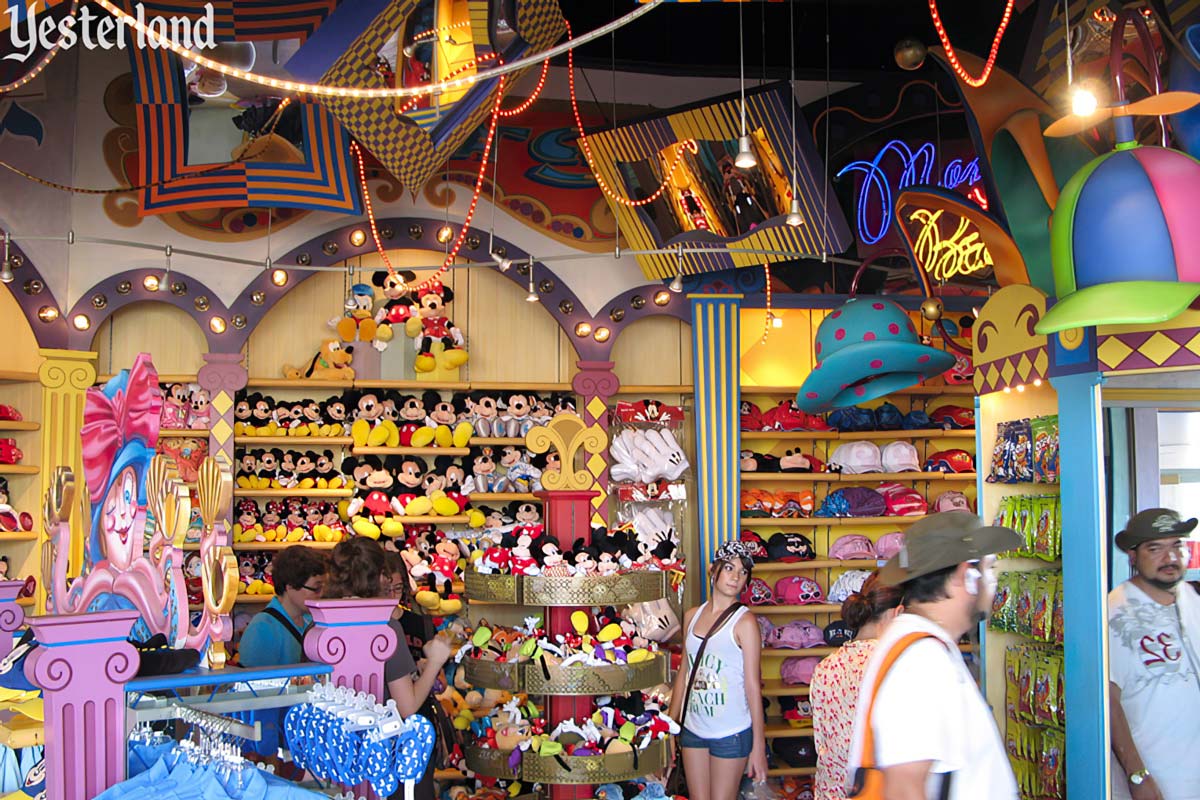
[{"xmin": 668, "ymin": 541, "xmax": 768, "ymax": 800}]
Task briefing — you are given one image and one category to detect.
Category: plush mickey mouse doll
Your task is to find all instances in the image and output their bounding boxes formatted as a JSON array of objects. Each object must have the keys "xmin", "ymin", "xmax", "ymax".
[
  {"xmin": 371, "ymin": 269, "xmax": 418, "ymax": 342},
  {"xmin": 342, "ymin": 455, "xmax": 405, "ymax": 539},
  {"xmin": 403, "ymin": 280, "xmax": 468, "ymax": 372},
  {"xmin": 349, "ymin": 389, "xmax": 401, "ymax": 448}
]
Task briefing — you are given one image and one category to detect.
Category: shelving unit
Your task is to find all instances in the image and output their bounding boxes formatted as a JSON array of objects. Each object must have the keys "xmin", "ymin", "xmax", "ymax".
[
  {"xmin": 0, "ymin": 369, "xmax": 43, "ymax": 616},
  {"xmin": 740, "ymin": 516, "xmax": 928, "ymax": 528},
  {"xmin": 233, "ymin": 489, "xmax": 353, "ymax": 498},
  {"xmin": 742, "ymin": 471, "xmax": 976, "ymax": 483},
  {"xmin": 233, "ymin": 436, "xmax": 354, "ymax": 446},
  {"xmin": 157, "ymin": 428, "xmax": 209, "ymax": 439},
  {"xmin": 352, "ymin": 446, "xmax": 470, "ymax": 457},
  {"xmin": 0, "ymin": 466, "xmax": 38, "ymax": 475}
]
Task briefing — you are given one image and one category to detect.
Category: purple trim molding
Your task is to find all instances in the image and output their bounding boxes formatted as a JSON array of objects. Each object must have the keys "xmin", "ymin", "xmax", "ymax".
[{"xmin": 0, "ymin": 581, "xmax": 25, "ymax": 660}]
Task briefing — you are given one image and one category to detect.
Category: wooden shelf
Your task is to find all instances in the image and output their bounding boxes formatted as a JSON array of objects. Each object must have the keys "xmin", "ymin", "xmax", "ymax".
[
  {"xmin": 837, "ymin": 428, "xmax": 975, "ymax": 441},
  {"xmin": 233, "ymin": 436, "xmax": 353, "ymax": 446},
  {"xmin": 763, "ymin": 646, "xmax": 837, "ymax": 657},
  {"xmin": 0, "ymin": 422, "xmax": 37, "ymax": 432},
  {"xmin": 233, "ymin": 488, "xmax": 353, "ymax": 498},
  {"xmin": 0, "ymin": 371, "xmax": 37, "ymax": 384},
  {"xmin": 764, "ymin": 722, "xmax": 815, "ymax": 738},
  {"xmin": 353, "ymin": 446, "xmax": 470, "ymax": 456},
  {"xmin": 354, "ymin": 380, "xmax": 471, "ymax": 391},
  {"xmin": 467, "ymin": 382, "xmax": 570, "ymax": 392},
  {"xmin": 767, "ymin": 767, "xmax": 817, "ymax": 777},
  {"xmin": 401, "ymin": 515, "xmax": 471, "ymax": 525},
  {"xmin": 468, "ymin": 492, "xmax": 539, "ymax": 502},
  {"xmin": 761, "ymin": 680, "xmax": 810, "ymax": 697},
  {"xmin": 0, "ymin": 715, "xmax": 43, "ymax": 748},
  {"xmin": 158, "ymin": 428, "xmax": 209, "ymax": 438},
  {"xmin": 232, "ymin": 541, "xmax": 338, "ymax": 551},
  {"xmin": 741, "ymin": 431, "xmax": 833, "ymax": 441},
  {"xmin": 0, "ymin": 466, "xmax": 37, "ymax": 475},
  {"xmin": 743, "ymin": 472, "xmax": 978, "ymax": 484},
  {"xmin": 741, "ymin": 473, "xmax": 835, "ymax": 482},
  {"xmin": 99, "ymin": 373, "xmax": 196, "ymax": 384},
  {"xmin": 840, "ymin": 471, "xmax": 957, "ymax": 482},
  {"xmin": 246, "ymin": 379, "xmax": 354, "ymax": 389},
  {"xmin": 740, "ymin": 517, "xmax": 836, "ymax": 528},
  {"xmin": 742, "ymin": 385, "xmax": 974, "ymax": 397},
  {"xmin": 0, "ymin": 532, "xmax": 38, "ymax": 543},
  {"xmin": 613, "ymin": 385, "xmax": 694, "ymax": 395},
  {"xmin": 471, "ymin": 437, "xmax": 525, "ymax": 446},
  {"xmin": 751, "ymin": 559, "xmax": 880, "ymax": 572},
  {"xmin": 838, "ymin": 515, "xmax": 926, "ymax": 526},
  {"xmin": 754, "ymin": 604, "xmax": 843, "ymax": 615}
]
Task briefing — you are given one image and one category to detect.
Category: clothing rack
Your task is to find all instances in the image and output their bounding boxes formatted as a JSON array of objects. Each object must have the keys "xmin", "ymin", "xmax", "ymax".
[{"xmin": 173, "ymin": 703, "xmax": 261, "ymax": 742}]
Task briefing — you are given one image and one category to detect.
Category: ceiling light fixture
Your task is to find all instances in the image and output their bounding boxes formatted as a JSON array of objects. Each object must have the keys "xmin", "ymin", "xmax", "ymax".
[
  {"xmin": 669, "ymin": 245, "xmax": 684, "ymax": 293},
  {"xmin": 525, "ymin": 259, "xmax": 539, "ymax": 302},
  {"xmin": 786, "ymin": 0, "xmax": 804, "ymax": 228},
  {"xmin": 37, "ymin": 306, "xmax": 58, "ymax": 323},
  {"xmin": 437, "ymin": 224, "xmax": 454, "ymax": 244},
  {"xmin": 492, "ymin": 249, "xmax": 512, "ymax": 272},
  {"xmin": 349, "ymin": 229, "xmax": 367, "ymax": 247},
  {"xmin": 72, "ymin": 314, "xmax": 90, "ymax": 331},
  {"xmin": 271, "ymin": 269, "xmax": 288, "ymax": 287},
  {"xmin": 734, "ymin": 2, "xmax": 757, "ymax": 170},
  {"xmin": 0, "ymin": 234, "xmax": 12, "ymax": 284}
]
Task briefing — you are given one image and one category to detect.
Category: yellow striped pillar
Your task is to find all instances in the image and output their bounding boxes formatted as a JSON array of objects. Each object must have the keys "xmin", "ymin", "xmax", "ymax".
[
  {"xmin": 38, "ymin": 349, "xmax": 98, "ymax": 582},
  {"xmin": 690, "ymin": 294, "xmax": 741, "ymax": 592}
]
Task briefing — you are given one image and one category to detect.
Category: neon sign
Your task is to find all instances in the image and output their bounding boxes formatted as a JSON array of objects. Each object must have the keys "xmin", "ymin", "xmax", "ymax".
[
  {"xmin": 837, "ymin": 140, "xmax": 986, "ymax": 245},
  {"xmin": 908, "ymin": 208, "xmax": 993, "ymax": 281}
]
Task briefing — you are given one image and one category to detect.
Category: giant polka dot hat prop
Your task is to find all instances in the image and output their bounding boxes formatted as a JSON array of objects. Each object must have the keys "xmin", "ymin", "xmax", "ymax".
[
  {"xmin": 796, "ymin": 298, "xmax": 955, "ymax": 413},
  {"xmin": 1035, "ymin": 143, "xmax": 1200, "ymax": 334}
]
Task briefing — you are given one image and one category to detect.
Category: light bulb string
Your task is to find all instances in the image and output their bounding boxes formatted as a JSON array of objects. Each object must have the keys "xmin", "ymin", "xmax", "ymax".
[
  {"xmin": 761, "ymin": 262, "xmax": 773, "ymax": 343},
  {"xmin": 409, "ymin": 20, "xmax": 471, "ymax": 45},
  {"xmin": 927, "ymin": 0, "xmax": 1015, "ymax": 88},
  {"xmin": 352, "ymin": 141, "xmax": 397, "ymax": 280},
  {"xmin": 565, "ymin": 22, "xmax": 697, "ymax": 208},
  {"xmin": 0, "ymin": 0, "xmax": 80, "ymax": 94}
]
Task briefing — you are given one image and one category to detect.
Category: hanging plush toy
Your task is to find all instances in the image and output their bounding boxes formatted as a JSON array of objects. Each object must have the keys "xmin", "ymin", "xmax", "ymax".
[
  {"xmin": 334, "ymin": 283, "xmax": 379, "ymax": 346},
  {"xmin": 404, "ymin": 281, "xmax": 468, "ymax": 373},
  {"xmin": 372, "ymin": 269, "xmax": 418, "ymax": 346}
]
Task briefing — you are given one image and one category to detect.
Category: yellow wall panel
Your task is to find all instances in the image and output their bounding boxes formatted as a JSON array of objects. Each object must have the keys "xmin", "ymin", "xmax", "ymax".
[
  {"xmin": 611, "ymin": 316, "xmax": 690, "ymax": 387},
  {"xmin": 465, "ymin": 268, "xmax": 574, "ymax": 383},
  {"xmin": 0, "ymin": 291, "xmax": 41, "ymax": 373},
  {"xmin": 92, "ymin": 302, "xmax": 207, "ymax": 376},
  {"xmin": 245, "ymin": 271, "xmax": 346, "ymax": 379}
]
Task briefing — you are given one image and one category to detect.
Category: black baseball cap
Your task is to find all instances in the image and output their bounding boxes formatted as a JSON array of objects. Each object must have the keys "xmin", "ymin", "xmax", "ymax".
[{"xmin": 824, "ymin": 619, "xmax": 854, "ymax": 647}]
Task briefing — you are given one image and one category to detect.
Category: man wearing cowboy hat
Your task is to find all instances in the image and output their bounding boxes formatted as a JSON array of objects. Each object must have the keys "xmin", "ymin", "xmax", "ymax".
[
  {"xmin": 846, "ymin": 511, "xmax": 1020, "ymax": 799},
  {"xmin": 1109, "ymin": 508, "xmax": 1200, "ymax": 800}
]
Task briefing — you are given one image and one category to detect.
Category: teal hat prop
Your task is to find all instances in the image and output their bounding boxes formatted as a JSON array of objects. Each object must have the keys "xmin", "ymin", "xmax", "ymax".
[{"xmin": 796, "ymin": 298, "xmax": 955, "ymax": 413}]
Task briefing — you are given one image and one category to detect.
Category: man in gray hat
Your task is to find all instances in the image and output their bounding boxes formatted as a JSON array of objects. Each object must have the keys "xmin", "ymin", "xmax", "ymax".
[
  {"xmin": 846, "ymin": 511, "xmax": 1020, "ymax": 799},
  {"xmin": 1108, "ymin": 508, "xmax": 1200, "ymax": 800}
]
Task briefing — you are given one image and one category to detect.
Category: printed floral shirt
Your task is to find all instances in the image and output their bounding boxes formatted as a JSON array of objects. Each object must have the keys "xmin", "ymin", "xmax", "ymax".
[{"xmin": 810, "ymin": 639, "xmax": 877, "ymax": 800}]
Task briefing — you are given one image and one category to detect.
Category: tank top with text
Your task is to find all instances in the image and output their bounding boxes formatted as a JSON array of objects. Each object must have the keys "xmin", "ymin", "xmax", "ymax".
[{"xmin": 684, "ymin": 602, "xmax": 752, "ymax": 738}]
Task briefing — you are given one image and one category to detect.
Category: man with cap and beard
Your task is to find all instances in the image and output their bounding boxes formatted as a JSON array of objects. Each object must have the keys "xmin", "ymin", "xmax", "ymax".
[
  {"xmin": 1109, "ymin": 508, "xmax": 1200, "ymax": 800},
  {"xmin": 845, "ymin": 511, "xmax": 1020, "ymax": 799}
]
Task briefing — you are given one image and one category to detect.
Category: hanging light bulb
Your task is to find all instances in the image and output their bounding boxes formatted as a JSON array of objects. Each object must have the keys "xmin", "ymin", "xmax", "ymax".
[
  {"xmin": 669, "ymin": 245, "xmax": 685, "ymax": 293},
  {"xmin": 772, "ymin": 313, "xmax": 783, "ymax": 329},
  {"xmin": 1071, "ymin": 85, "xmax": 1098, "ymax": 117},
  {"xmin": 786, "ymin": 199, "xmax": 804, "ymax": 227},
  {"xmin": 492, "ymin": 249, "xmax": 512, "ymax": 272},
  {"xmin": 734, "ymin": 0, "xmax": 757, "ymax": 172},
  {"xmin": 0, "ymin": 235, "xmax": 12, "ymax": 284},
  {"xmin": 525, "ymin": 259, "xmax": 539, "ymax": 302},
  {"xmin": 344, "ymin": 294, "xmax": 357, "ymax": 311},
  {"xmin": 735, "ymin": 135, "xmax": 757, "ymax": 170}
]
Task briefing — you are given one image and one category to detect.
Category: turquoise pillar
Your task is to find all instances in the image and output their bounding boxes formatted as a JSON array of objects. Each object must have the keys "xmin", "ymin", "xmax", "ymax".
[
  {"xmin": 1050, "ymin": 370, "xmax": 1108, "ymax": 799},
  {"xmin": 690, "ymin": 294, "xmax": 741, "ymax": 592}
]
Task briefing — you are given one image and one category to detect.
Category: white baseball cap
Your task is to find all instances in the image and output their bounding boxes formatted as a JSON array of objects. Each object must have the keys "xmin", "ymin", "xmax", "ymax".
[
  {"xmin": 830, "ymin": 442, "xmax": 883, "ymax": 475},
  {"xmin": 881, "ymin": 441, "xmax": 921, "ymax": 473}
]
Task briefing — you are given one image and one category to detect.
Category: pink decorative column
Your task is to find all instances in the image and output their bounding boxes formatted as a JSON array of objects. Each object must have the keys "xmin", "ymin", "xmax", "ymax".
[
  {"xmin": 27, "ymin": 610, "xmax": 140, "ymax": 800},
  {"xmin": 304, "ymin": 598, "xmax": 398, "ymax": 699},
  {"xmin": 197, "ymin": 352, "xmax": 248, "ymax": 510},
  {"xmin": 0, "ymin": 581, "xmax": 26, "ymax": 660},
  {"xmin": 537, "ymin": 489, "xmax": 599, "ymax": 800},
  {"xmin": 571, "ymin": 361, "xmax": 620, "ymax": 525}
]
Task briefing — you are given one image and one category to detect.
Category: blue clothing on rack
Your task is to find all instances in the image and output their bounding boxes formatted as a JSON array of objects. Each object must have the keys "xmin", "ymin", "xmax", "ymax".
[
  {"xmin": 236, "ymin": 598, "xmax": 312, "ymax": 757},
  {"xmin": 100, "ymin": 752, "xmax": 322, "ymax": 800}
]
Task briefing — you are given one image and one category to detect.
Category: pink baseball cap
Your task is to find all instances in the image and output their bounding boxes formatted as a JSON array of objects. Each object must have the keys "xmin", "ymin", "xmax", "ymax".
[
  {"xmin": 875, "ymin": 532, "xmax": 906, "ymax": 559},
  {"xmin": 741, "ymin": 577, "xmax": 776, "ymax": 606},
  {"xmin": 829, "ymin": 442, "xmax": 883, "ymax": 474},
  {"xmin": 877, "ymin": 482, "xmax": 928, "ymax": 516},
  {"xmin": 775, "ymin": 576, "xmax": 824, "ymax": 605},
  {"xmin": 934, "ymin": 490, "xmax": 973, "ymax": 513},
  {"xmin": 781, "ymin": 656, "xmax": 822, "ymax": 685},
  {"xmin": 830, "ymin": 534, "xmax": 877, "ymax": 560},
  {"xmin": 769, "ymin": 620, "xmax": 826, "ymax": 649}
]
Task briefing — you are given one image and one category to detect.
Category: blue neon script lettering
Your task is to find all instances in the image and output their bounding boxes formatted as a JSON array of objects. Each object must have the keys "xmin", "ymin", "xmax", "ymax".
[{"xmin": 836, "ymin": 139, "xmax": 982, "ymax": 245}]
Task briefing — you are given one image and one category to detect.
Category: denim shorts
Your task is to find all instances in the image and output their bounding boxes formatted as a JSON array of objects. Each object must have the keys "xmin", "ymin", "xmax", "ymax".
[{"xmin": 679, "ymin": 726, "xmax": 753, "ymax": 759}]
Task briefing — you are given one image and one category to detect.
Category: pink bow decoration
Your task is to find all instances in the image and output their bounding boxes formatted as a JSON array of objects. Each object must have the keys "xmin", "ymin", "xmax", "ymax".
[{"xmin": 81, "ymin": 353, "xmax": 162, "ymax": 503}]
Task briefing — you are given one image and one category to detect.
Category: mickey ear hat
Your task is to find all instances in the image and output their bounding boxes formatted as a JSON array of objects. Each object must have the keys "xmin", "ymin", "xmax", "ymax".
[{"xmin": 796, "ymin": 298, "xmax": 956, "ymax": 413}]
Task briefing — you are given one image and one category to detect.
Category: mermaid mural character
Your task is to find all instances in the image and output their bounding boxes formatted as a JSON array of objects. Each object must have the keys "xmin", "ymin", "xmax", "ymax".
[{"xmin": 44, "ymin": 353, "xmax": 235, "ymax": 657}]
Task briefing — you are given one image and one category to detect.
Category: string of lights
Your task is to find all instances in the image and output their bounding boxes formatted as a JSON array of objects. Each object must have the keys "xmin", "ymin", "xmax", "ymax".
[
  {"xmin": 410, "ymin": 20, "xmax": 471, "ymax": 44},
  {"xmin": 87, "ymin": 0, "xmax": 662, "ymax": 100},
  {"xmin": 927, "ymin": 0, "xmax": 1014, "ymax": 88},
  {"xmin": 499, "ymin": 58, "xmax": 549, "ymax": 117},
  {"xmin": 351, "ymin": 142, "xmax": 399, "ymax": 281},
  {"xmin": 0, "ymin": 0, "xmax": 81, "ymax": 94},
  {"xmin": 761, "ymin": 262, "xmax": 780, "ymax": 343},
  {"xmin": 394, "ymin": 52, "xmax": 499, "ymax": 116},
  {"xmin": 564, "ymin": 22, "xmax": 698, "ymax": 207}
]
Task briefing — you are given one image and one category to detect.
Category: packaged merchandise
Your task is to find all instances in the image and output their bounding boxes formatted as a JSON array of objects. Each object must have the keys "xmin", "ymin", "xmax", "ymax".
[{"xmin": 1031, "ymin": 415, "xmax": 1060, "ymax": 484}]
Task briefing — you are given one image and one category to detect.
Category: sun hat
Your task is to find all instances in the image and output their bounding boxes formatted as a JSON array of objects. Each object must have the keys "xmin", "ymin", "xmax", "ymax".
[
  {"xmin": 775, "ymin": 576, "xmax": 824, "ymax": 605},
  {"xmin": 796, "ymin": 298, "xmax": 957, "ymax": 413},
  {"xmin": 828, "ymin": 570, "xmax": 873, "ymax": 603},
  {"xmin": 881, "ymin": 441, "xmax": 921, "ymax": 473},
  {"xmin": 829, "ymin": 442, "xmax": 883, "ymax": 474},
  {"xmin": 878, "ymin": 511, "xmax": 1022, "ymax": 586},
  {"xmin": 830, "ymin": 533, "xmax": 877, "ymax": 560},
  {"xmin": 1114, "ymin": 508, "xmax": 1199, "ymax": 552},
  {"xmin": 780, "ymin": 657, "xmax": 822, "ymax": 686}
]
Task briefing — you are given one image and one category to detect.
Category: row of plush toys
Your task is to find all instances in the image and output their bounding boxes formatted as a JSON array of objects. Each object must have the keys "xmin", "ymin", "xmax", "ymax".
[
  {"xmin": 469, "ymin": 524, "xmax": 680, "ymax": 578},
  {"xmin": 158, "ymin": 382, "xmax": 213, "ymax": 430},
  {"xmin": 233, "ymin": 389, "xmax": 575, "ymax": 445}
]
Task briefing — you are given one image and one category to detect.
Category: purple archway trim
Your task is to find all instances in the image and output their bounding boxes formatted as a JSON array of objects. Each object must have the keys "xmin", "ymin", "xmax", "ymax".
[
  {"xmin": 63, "ymin": 269, "xmax": 232, "ymax": 352},
  {"xmin": 0, "ymin": 238, "xmax": 68, "ymax": 349}
]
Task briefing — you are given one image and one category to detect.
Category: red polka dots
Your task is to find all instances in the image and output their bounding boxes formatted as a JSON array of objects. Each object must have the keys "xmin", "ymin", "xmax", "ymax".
[
  {"xmin": 815, "ymin": 342, "xmax": 822, "ymax": 355},
  {"xmin": 831, "ymin": 310, "xmax": 842, "ymax": 319},
  {"xmin": 870, "ymin": 359, "xmax": 883, "ymax": 369},
  {"xmin": 854, "ymin": 386, "xmax": 866, "ymax": 397},
  {"xmin": 888, "ymin": 323, "xmax": 901, "ymax": 335},
  {"xmin": 863, "ymin": 332, "xmax": 876, "ymax": 341},
  {"xmin": 834, "ymin": 329, "xmax": 846, "ymax": 341},
  {"xmin": 872, "ymin": 302, "xmax": 885, "ymax": 310},
  {"xmin": 918, "ymin": 354, "xmax": 931, "ymax": 364},
  {"xmin": 805, "ymin": 392, "xmax": 819, "ymax": 399}
]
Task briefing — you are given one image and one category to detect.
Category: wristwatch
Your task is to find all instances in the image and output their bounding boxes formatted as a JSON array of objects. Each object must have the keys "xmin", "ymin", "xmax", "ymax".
[{"xmin": 1129, "ymin": 769, "xmax": 1151, "ymax": 786}]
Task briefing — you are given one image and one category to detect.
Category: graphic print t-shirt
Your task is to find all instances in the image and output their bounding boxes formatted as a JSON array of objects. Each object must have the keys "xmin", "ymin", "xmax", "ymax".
[{"xmin": 684, "ymin": 604, "xmax": 752, "ymax": 739}]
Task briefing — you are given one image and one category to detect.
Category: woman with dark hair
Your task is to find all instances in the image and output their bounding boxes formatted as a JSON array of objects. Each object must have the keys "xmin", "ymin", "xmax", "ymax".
[
  {"xmin": 323, "ymin": 537, "xmax": 450, "ymax": 800},
  {"xmin": 668, "ymin": 541, "xmax": 769, "ymax": 800},
  {"xmin": 809, "ymin": 572, "xmax": 904, "ymax": 800}
]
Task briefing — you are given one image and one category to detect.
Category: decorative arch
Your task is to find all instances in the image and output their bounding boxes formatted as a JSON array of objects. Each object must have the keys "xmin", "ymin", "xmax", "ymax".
[{"xmin": 0, "ymin": 237, "xmax": 68, "ymax": 349}]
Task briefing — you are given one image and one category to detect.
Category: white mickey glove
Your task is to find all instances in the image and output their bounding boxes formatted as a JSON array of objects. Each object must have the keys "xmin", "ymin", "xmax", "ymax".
[{"xmin": 646, "ymin": 428, "xmax": 689, "ymax": 480}]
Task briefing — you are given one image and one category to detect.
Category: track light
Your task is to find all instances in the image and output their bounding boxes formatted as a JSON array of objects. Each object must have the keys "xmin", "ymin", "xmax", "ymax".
[
  {"xmin": 668, "ymin": 273, "xmax": 684, "ymax": 294},
  {"xmin": 525, "ymin": 260, "xmax": 538, "ymax": 302},
  {"xmin": 492, "ymin": 249, "xmax": 512, "ymax": 272},
  {"xmin": 786, "ymin": 199, "xmax": 804, "ymax": 227},
  {"xmin": 735, "ymin": 135, "xmax": 757, "ymax": 170},
  {"xmin": 0, "ymin": 235, "xmax": 11, "ymax": 284}
]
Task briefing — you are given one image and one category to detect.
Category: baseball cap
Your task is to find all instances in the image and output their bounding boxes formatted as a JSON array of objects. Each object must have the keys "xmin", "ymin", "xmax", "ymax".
[
  {"xmin": 875, "ymin": 532, "xmax": 906, "ymax": 559},
  {"xmin": 768, "ymin": 619, "xmax": 825, "ymax": 649},
  {"xmin": 775, "ymin": 575, "xmax": 824, "ymax": 605},
  {"xmin": 772, "ymin": 736, "xmax": 817, "ymax": 767},
  {"xmin": 874, "ymin": 402, "xmax": 904, "ymax": 431},
  {"xmin": 767, "ymin": 532, "xmax": 816, "ymax": 562},
  {"xmin": 934, "ymin": 490, "xmax": 973, "ymax": 513},
  {"xmin": 828, "ymin": 570, "xmax": 873, "ymax": 603},
  {"xmin": 740, "ymin": 530, "xmax": 769, "ymax": 561},
  {"xmin": 878, "ymin": 511, "xmax": 1022, "ymax": 586},
  {"xmin": 881, "ymin": 441, "xmax": 921, "ymax": 473},
  {"xmin": 930, "ymin": 405, "xmax": 975, "ymax": 430},
  {"xmin": 779, "ymin": 695, "xmax": 813, "ymax": 727},
  {"xmin": 780, "ymin": 657, "xmax": 822, "ymax": 686},
  {"xmin": 877, "ymin": 482, "xmax": 928, "ymax": 516},
  {"xmin": 901, "ymin": 410, "xmax": 932, "ymax": 430},
  {"xmin": 741, "ymin": 577, "xmax": 776, "ymax": 606},
  {"xmin": 924, "ymin": 449, "xmax": 976, "ymax": 474},
  {"xmin": 824, "ymin": 619, "xmax": 855, "ymax": 646},
  {"xmin": 830, "ymin": 533, "xmax": 877, "ymax": 560},
  {"xmin": 830, "ymin": 442, "xmax": 883, "ymax": 474},
  {"xmin": 841, "ymin": 487, "xmax": 888, "ymax": 517},
  {"xmin": 1114, "ymin": 508, "xmax": 1199, "ymax": 552}
]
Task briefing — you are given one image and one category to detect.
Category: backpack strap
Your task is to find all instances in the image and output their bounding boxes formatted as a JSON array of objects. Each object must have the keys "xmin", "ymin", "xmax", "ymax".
[
  {"xmin": 857, "ymin": 631, "xmax": 948, "ymax": 770},
  {"xmin": 261, "ymin": 605, "xmax": 305, "ymax": 647}
]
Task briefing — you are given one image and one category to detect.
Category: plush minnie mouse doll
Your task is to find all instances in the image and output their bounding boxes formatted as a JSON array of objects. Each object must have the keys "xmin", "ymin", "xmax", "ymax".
[
  {"xmin": 404, "ymin": 280, "xmax": 468, "ymax": 373},
  {"xmin": 506, "ymin": 501, "xmax": 544, "ymax": 538},
  {"xmin": 161, "ymin": 383, "xmax": 190, "ymax": 430},
  {"xmin": 187, "ymin": 384, "xmax": 213, "ymax": 429},
  {"xmin": 506, "ymin": 531, "xmax": 540, "ymax": 576},
  {"xmin": 232, "ymin": 499, "xmax": 262, "ymax": 543}
]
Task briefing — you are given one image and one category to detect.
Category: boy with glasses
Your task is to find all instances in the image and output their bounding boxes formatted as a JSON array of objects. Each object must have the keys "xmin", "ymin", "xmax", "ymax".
[{"xmin": 1109, "ymin": 509, "xmax": 1200, "ymax": 800}]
